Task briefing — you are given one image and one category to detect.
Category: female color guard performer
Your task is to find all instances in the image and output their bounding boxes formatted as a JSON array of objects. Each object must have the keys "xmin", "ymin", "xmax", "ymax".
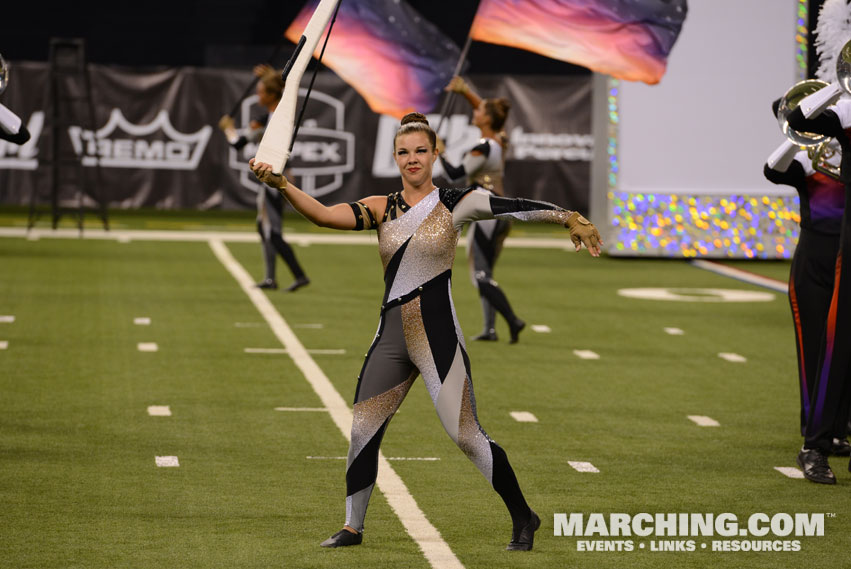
[
  {"xmin": 219, "ymin": 66, "xmax": 310, "ymax": 292},
  {"xmin": 250, "ymin": 113, "xmax": 601, "ymax": 549},
  {"xmin": 439, "ymin": 76, "xmax": 525, "ymax": 342}
]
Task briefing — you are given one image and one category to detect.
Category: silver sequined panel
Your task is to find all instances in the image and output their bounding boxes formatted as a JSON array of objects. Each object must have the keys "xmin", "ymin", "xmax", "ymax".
[
  {"xmin": 496, "ymin": 209, "xmax": 569, "ymax": 224},
  {"xmin": 386, "ymin": 201, "xmax": 459, "ymax": 302},
  {"xmin": 377, "ymin": 189, "xmax": 440, "ymax": 271},
  {"xmin": 457, "ymin": 375, "xmax": 494, "ymax": 482}
]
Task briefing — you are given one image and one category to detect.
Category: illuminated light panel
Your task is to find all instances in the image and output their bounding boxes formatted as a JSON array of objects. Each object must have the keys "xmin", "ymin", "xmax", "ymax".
[
  {"xmin": 795, "ymin": 0, "xmax": 808, "ymax": 81},
  {"xmin": 608, "ymin": 192, "xmax": 799, "ymax": 258},
  {"xmin": 605, "ymin": 5, "xmax": 805, "ymax": 259},
  {"xmin": 607, "ymin": 78, "xmax": 620, "ymax": 194}
]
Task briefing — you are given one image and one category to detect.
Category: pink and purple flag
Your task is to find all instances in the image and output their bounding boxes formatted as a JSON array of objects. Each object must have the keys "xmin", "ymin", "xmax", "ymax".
[
  {"xmin": 470, "ymin": 0, "xmax": 688, "ymax": 84},
  {"xmin": 285, "ymin": 0, "xmax": 460, "ymax": 118}
]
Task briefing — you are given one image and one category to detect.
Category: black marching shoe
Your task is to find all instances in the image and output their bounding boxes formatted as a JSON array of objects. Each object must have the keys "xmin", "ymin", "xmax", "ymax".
[
  {"xmin": 472, "ymin": 329, "xmax": 498, "ymax": 341},
  {"xmin": 797, "ymin": 447, "xmax": 836, "ymax": 484},
  {"xmin": 255, "ymin": 278, "xmax": 278, "ymax": 290},
  {"xmin": 285, "ymin": 276, "xmax": 310, "ymax": 292},
  {"xmin": 830, "ymin": 437, "xmax": 851, "ymax": 456},
  {"xmin": 507, "ymin": 510, "xmax": 541, "ymax": 551},
  {"xmin": 509, "ymin": 319, "xmax": 526, "ymax": 344},
  {"xmin": 320, "ymin": 528, "xmax": 362, "ymax": 548}
]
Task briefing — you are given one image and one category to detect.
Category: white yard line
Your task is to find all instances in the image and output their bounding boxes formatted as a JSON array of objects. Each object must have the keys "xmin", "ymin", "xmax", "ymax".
[
  {"xmin": 690, "ymin": 259, "xmax": 788, "ymax": 293},
  {"xmin": 0, "ymin": 226, "xmax": 574, "ymax": 250},
  {"xmin": 147, "ymin": 406, "xmax": 172, "ymax": 417},
  {"xmin": 244, "ymin": 347, "xmax": 346, "ymax": 355},
  {"xmin": 774, "ymin": 466, "xmax": 805, "ymax": 479},
  {"xmin": 573, "ymin": 349, "xmax": 600, "ymax": 360},
  {"xmin": 155, "ymin": 456, "xmax": 179, "ymax": 467},
  {"xmin": 307, "ymin": 456, "xmax": 441, "ymax": 462},
  {"xmin": 510, "ymin": 411, "xmax": 539, "ymax": 423},
  {"xmin": 209, "ymin": 238, "xmax": 463, "ymax": 569},
  {"xmin": 687, "ymin": 415, "xmax": 720, "ymax": 427},
  {"xmin": 568, "ymin": 461, "xmax": 600, "ymax": 473}
]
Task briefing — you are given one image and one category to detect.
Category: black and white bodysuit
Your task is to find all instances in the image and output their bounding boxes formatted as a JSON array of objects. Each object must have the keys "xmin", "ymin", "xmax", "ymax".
[
  {"xmin": 227, "ymin": 114, "xmax": 306, "ymax": 284},
  {"xmin": 440, "ymin": 139, "xmax": 521, "ymax": 339},
  {"xmin": 343, "ymin": 187, "xmax": 572, "ymax": 532}
]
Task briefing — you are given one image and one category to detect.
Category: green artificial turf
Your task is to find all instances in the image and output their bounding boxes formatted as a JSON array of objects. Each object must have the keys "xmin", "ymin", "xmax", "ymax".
[{"xmin": 0, "ymin": 229, "xmax": 845, "ymax": 569}]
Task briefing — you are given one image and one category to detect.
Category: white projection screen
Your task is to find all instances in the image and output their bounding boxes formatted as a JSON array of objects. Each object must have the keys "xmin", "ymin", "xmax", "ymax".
[{"xmin": 604, "ymin": 0, "xmax": 805, "ymax": 258}]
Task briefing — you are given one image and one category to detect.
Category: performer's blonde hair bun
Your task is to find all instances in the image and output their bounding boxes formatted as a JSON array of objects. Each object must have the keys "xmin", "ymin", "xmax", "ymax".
[
  {"xmin": 395, "ymin": 112, "xmax": 437, "ymax": 150},
  {"xmin": 400, "ymin": 112, "xmax": 430, "ymax": 126}
]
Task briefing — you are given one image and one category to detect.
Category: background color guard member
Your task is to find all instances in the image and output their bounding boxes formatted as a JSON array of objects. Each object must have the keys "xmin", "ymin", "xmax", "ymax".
[
  {"xmin": 219, "ymin": 65, "xmax": 309, "ymax": 292},
  {"xmin": 438, "ymin": 76, "xmax": 525, "ymax": 343}
]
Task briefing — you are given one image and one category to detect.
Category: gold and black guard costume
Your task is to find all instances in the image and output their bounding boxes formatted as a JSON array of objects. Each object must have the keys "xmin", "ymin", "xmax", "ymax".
[
  {"xmin": 342, "ymin": 186, "xmax": 576, "ymax": 534},
  {"xmin": 225, "ymin": 113, "xmax": 308, "ymax": 289},
  {"xmin": 440, "ymin": 139, "xmax": 524, "ymax": 341}
]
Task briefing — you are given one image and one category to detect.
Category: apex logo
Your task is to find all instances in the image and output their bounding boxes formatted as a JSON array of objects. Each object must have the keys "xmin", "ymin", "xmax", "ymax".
[
  {"xmin": 68, "ymin": 109, "xmax": 212, "ymax": 170},
  {"xmin": 228, "ymin": 89, "xmax": 355, "ymax": 197}
]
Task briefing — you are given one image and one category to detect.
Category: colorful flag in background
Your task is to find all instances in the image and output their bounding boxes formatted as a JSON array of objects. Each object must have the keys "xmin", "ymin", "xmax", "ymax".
[
  {"xmin": 285, "ymin": 0, "xmax": 460, "ymax": 118},
  {"xmin": 470, "ymin": 0, "xmax": 688, "ymax": 84}
]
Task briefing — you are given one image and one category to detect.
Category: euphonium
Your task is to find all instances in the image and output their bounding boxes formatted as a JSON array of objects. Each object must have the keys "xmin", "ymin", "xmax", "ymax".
[
  {"xmin": 777, "ymin": 80, "xmax": 841, "ymax": 179},
  {"xmin": 777, "ymin": 80, "xmax": 832, "ymax": 146}
]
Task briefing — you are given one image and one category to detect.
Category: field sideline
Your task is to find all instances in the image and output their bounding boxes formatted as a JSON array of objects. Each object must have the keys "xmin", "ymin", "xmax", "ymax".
[{"xmin": 1, "ymin": 220, "xmax": 848, "ymax": 569}]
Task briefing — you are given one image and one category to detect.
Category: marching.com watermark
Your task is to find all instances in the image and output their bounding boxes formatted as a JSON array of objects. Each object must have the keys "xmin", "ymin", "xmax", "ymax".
[{"xmin": 554, "ymin": 512, "xmax": 831, "ymax": 552}]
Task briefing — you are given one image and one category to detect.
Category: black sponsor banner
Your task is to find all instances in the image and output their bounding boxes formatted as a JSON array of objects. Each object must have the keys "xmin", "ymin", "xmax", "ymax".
[{"xmin": 0, "ymin": 62, "xmax": 591, "ymax": 212}]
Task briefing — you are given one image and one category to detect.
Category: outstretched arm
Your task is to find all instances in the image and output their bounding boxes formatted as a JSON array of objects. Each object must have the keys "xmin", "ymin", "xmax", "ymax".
[
  {"xmin": 250, "ymin": 159, "xmax": 384, "ymax": 230},
  {"xmin": 449, "ymin": 188, "xmax": 602, "ymax": 256},
  {"xmin": 219, "ymin": 115, "xmax": 266, "ymax": 151}
]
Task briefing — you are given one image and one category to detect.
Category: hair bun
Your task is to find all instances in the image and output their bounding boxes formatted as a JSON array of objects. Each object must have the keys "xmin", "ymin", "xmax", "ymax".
[{"xmin": 401, "ymin": 112, "xmax": 429, "ymax": 126}]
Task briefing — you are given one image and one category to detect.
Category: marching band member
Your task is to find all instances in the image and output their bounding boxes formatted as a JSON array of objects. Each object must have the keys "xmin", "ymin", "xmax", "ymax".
[
  {"xmin": 763, "ymin": 99, "xmax": 846, "ymax": 453},
  {"xmin": 785, "ymin": 0, "xmax": 851, "ymax": 483}
]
